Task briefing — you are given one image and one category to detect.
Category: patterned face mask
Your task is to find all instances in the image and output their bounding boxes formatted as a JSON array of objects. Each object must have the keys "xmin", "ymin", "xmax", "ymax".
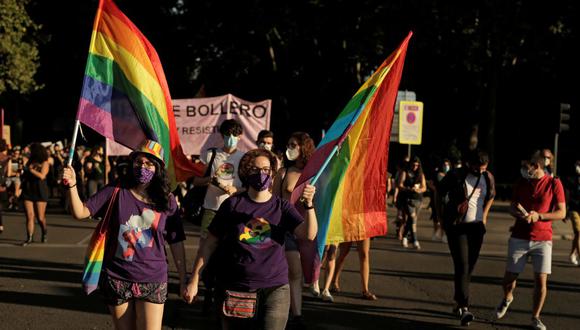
[{"xmin": 133, "ymin": 167, "xmax": 155, "ymax": 184}]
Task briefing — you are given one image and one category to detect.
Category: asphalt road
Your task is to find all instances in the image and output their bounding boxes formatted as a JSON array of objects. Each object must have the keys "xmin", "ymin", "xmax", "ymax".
[{"xmin": 0, "ymin": 202, "xmax": 578, "ymax": 330}]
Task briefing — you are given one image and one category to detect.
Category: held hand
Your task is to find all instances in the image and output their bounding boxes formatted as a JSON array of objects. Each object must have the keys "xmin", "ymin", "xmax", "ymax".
[
  {"xmin": 528, "ymin": 211, "xmax": 541, "ymax": 223},
  {"xmin": 224, "ymin": 185, "xmax": 237, "ymax": 195},
  {"xmin": 62, "ymin": 165, "xmax": 77, "ymax": 187},
  {"xmin": 301, "ymin": 184, "xmax": 316, "ymax": 207},
  {"xmin": 183, "ymin": 277, "xmax": 199, "ymax": 304}
]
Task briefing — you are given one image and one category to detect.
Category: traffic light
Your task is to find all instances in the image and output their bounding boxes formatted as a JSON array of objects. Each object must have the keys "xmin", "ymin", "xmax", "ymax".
[{"xmin": 559, "ymin": 103, "xmax": 571, "ymax": 132}]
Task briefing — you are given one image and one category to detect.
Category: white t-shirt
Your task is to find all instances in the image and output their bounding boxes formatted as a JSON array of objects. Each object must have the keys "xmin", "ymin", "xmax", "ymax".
[
  {"xmin": 201, "ymin": 148, "xmax": 245, "ymax": 211},
  {"xmin": 464, "ymin": 173, "xmax": 487, "ymax": 223}
]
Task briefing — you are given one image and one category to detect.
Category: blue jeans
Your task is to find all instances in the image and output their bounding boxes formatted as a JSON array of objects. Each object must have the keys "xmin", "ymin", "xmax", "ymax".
[{"xmin": 220, "ymin": 284, "xmax": 290, "ymax": 330}]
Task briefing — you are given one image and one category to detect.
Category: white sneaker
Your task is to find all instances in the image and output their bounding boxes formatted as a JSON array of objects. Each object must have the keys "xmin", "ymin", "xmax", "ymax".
[
  {"xmin": 402, "ymin": 237, "xmax": 409, "ymax": 248},
  {"xmin": 413, "ymin": 241, "xmax": 421, "ymax": 250},
  {"xmin": 495, "ymin": 298, "xmax": 513, "ymax": 320},
  {"xmin": 309, "ymin": 283, "xmax": 320, "ymax": 297},
  {"xmin": 531, "ymin": 317, "xmax": 547, "ymax": 330},
  {"xmin": 321, "ymin": 289, "xmax": 334, "ymax": 303},
  {"xmin": 570, "ymin": 254, "xmax": 579, "ymax": 266},
  {"xmin": 441, "ymin": 234, "xmax": 448, "ymax": 244}
]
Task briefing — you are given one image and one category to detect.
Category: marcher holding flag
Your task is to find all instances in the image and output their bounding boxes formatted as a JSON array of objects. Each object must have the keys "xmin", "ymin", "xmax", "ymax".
[{"xmin": 289, "ymin": 33, "xmax": 413, "ymax": 299}]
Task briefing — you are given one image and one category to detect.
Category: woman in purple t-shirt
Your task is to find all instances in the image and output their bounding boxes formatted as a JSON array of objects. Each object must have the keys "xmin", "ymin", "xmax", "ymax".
[
  {"xmin": 63, "ymin": 140, "xmax": 187, "ymax": 330},
  {"xmin": 184, "ymin": 149, "xmax": 318, "ymax": 330}
]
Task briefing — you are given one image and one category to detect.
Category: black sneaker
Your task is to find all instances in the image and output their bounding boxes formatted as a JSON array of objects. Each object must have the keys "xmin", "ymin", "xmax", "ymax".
[{"xmin": 460, "ymin": 308, "xmax": 474, "ymax": 326}]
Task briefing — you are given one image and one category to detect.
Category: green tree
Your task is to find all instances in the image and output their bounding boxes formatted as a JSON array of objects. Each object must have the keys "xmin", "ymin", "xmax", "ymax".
[{"xmin": 0, "ymin": 0, "xmax": 42, "ymax": 95}]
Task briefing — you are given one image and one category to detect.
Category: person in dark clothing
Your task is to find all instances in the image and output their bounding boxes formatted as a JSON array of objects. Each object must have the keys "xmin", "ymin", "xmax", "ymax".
[{"xmin": 437, "ymin": 150, "xmax": 496, "ymax": 326}]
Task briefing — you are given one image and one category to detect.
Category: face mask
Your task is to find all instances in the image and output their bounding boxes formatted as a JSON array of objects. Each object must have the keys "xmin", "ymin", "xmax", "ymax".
[
  {"xmin": 442, "ymin": 165, "xmax": 450, "ymax": 174},
  {"xmin": 224, "ymin": 135, "xmax": 239, "ymax": 149},
  {"xmin": 286, "ymin": 147, "xmax": 299, "ymax": 161},
  {"xmin": 134, "ymin": 167, "xmax": 155, "ymax": 184},
  {"xmin": 258, "ymin": 142, "xmax": 273, "ymax": 151},
  {"xmin": 520, "ymin": 168, "xmax": 530, "ymax": 179},
  {"xmin": 247, "ymin": 172, "xmax": 272, "ymax": 191},
  {"xmin": 576, "ymin": 165, "xmax": 580, "ymax": 175}
]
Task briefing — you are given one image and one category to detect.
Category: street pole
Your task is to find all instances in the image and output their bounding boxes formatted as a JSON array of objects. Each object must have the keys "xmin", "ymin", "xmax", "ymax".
[{"xmin": 408, "ymin": 144, "xmax": 411, "ymax": 158}]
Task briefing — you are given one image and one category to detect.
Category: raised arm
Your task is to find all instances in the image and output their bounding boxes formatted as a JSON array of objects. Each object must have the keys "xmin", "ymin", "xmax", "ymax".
[{"xmin": 63, "ymin": 165, "xmax": 91, "ymax": 219}]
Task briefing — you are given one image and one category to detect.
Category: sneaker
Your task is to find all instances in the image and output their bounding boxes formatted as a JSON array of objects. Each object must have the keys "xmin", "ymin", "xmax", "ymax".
[
  {"xmin": 570, "ymin": 254, "xmax": 579, "ymax": 266},
  {"xmin": 413, "ymin": 241, "xmax": 421, "ymax": 250},
  {"xmin": 402, "ymin": 237, "xmax": 409, "ymax": 248},
  {"xmin": 309, "ymin": 283, "xmax": 320, "ymax": 297},
  {"xmin": 495, "ymin": 298, "xmax": 513, "ymax": 320},
  {"xmin": 21, "ymin": 236, "xmax": 33, "ymax": 247},
  {"xmin": 321, "ymin": 289, "xmax": 334, "ymax": 303},
  {"xmin": 460, "ymin": 308, "xmax": 474, "ymax": 326},
  {"xmin": 41, "ymin": 232, "xmax": 48, "ymax": 243},
  {"xmin": 452, "ymin": 306, "xmax": 463, "ymax": 317},
  {"xmin": 441, "ymin": 234, "xmax": 448, "ymax": 244},
  {"xmin": 431, "ymin": 233, "xmax": 440, "ymax": 241},
  {"xmin": 531, "ymin": 317, "xmax": 546, "ymax": 330}
]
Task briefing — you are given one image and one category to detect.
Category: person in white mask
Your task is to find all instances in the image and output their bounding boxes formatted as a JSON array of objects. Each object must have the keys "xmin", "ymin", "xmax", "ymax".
[
  {"xmin": 256, "ymin": 130, "xmax": 282, "ymax": 171},
  {"xmin": 256, "ymin": 130, "xmax": 275, "ymax": 152},
  {"xmin": 273, "ymin": 132, "xmax": 320, "ymax": 327}
]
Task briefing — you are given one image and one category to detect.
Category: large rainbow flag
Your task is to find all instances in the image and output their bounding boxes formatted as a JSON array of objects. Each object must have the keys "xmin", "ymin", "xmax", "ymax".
[
  {"xmin": 76, "ymin": 0, "xmax": 204, "ymax": 187},
  {"xmin": 292, "ymin": 32, "xmax": 412, "ymax": 259}
]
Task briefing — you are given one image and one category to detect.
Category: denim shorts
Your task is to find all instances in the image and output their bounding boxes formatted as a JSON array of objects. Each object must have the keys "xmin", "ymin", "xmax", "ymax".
[
  {"xmin": 506, "ymin": 237, "xmax": 552, "ymax": 274},
  {"xmin": 101, "ymin": 274, "xmax": 168, "ymax": 306}
]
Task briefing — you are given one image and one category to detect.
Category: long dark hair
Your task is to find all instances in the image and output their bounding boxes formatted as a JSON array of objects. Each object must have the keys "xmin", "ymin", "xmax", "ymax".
[
  {"xmin": 28, "ymin": 143, "xmax": 49, "ymax": 164},
  {"xmin": 125, "ymin": 153, "xmax": 171, "ymax": 212}
]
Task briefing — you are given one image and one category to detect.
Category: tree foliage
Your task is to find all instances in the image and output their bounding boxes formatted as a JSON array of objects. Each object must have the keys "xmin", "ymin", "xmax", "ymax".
[{"xmin": 0, "ymin": 0, "xmax": 42, "ymax": 95}]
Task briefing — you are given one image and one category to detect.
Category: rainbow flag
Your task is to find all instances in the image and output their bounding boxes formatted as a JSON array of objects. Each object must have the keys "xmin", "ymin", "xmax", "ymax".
[
  {"xmin": 292, "ymin": 32, "xmax": 412, "ymax": 258},
  {"xmin": 76, "ymin": 0, "xmax": 204, "ymax": 187}
]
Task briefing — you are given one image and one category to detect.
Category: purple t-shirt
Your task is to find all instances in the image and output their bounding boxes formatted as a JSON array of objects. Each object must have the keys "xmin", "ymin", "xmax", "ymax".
[
  {"xmin": 208, "ymin": 192, "xmax": 304, "ymax": 290},
  {"xmin": 85, "ymin": 185, "xmax": 185, "ymax": 283}
]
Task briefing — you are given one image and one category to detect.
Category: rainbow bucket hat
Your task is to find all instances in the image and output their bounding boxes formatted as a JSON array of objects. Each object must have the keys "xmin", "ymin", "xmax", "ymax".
[{"xmin": 132, "ymin": 139, "xmax": 165, "ymax": 166}]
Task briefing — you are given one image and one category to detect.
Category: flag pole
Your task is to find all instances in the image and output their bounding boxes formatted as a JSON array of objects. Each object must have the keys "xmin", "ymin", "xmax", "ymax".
[{"xmin": 67, "ymin": 120, "xmax": 81, "ymax": 167}]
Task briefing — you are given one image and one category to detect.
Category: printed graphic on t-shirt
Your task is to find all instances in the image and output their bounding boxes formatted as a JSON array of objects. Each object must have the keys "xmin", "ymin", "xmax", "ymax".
[
  {"xmin": 118, "ymin": 208, "xmax": 161, "ymax": 261},
  {"xmin": 215, "ymin": 163, "xmax": 235, "ymax": 180},
  {"xmin": 239, "ymin": 217, "xmax": 272, "ymax": 247}
]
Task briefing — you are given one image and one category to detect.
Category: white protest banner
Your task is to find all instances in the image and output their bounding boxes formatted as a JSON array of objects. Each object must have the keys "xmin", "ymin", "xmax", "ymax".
[{"xmin": 106, "ymin": 94, "xmax": 271, "ymax": 156}]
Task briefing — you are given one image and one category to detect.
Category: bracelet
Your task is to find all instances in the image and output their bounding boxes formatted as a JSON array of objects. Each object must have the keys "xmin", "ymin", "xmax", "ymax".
[
  {"xmin": 304, "ymin": 204, "xmax": 315, "ymax": 210},
  {"xmin": 67, "ymin": 183, "xmax": 77, "ymax": 189}
]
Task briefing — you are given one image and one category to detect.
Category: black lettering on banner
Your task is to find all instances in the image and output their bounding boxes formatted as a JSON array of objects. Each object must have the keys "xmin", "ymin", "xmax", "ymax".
[
  {"xmin": 186, "ymin": 105, "xmax": 196, "ymax": 117},
  {"xmin": 221, "ymin": 101, "xmax": 228, "ymax": 115},
  {"xmin": 230, "ymin": 100, "xmax": 239, "ymax": 115},
  {"xmin": 211, "ymin": 102, "xmax": 225, "ymax": 115},
  {"xmin": 239, "ymin": 103, "xmax": 251, "ymax": 117},
  {"xmin": 177, "ymin": 126, "xmax": 221, "ymax": 135},
  {"xmin": 252, "ymin": 105, "xmax": 267, "ymax": 119},
  {"xmin": 198, "ymin": 104, "xmax": 210, "ymax": 116},
  {"xmin": 173, "ymin": 105, "xmax": 181, "ymax": 117}
]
